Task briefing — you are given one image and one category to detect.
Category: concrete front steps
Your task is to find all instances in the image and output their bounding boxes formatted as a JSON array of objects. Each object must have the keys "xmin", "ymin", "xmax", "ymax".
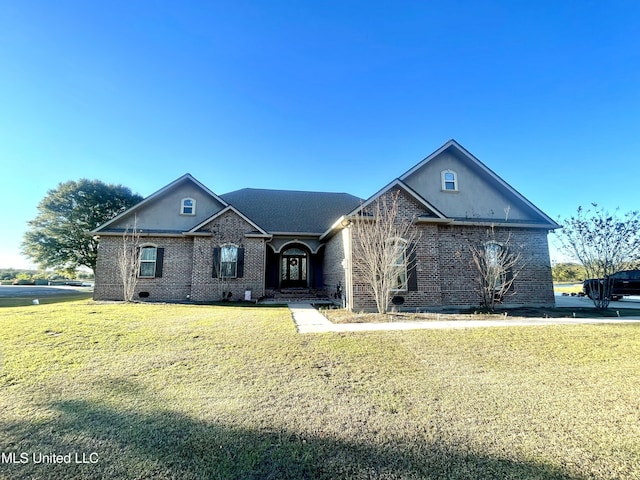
[{"xmin": 260, "ymin": 288, "xmax": 335, "ymax": 304}]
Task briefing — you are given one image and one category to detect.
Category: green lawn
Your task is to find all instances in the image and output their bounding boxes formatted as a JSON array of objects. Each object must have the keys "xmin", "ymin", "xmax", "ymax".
[
  {"xmin": 1, "ymin": 301, "xmax": 639, "ymax": 479},
  {"xmin": 0, "ymin": 291, "xmax": 93, "ymax": 308}
]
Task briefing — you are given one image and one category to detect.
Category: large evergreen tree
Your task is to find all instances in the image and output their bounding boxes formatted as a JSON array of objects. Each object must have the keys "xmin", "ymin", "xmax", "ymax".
[{"xmin": 23, "ymin": 179, "xmax": 143, "ymax": 273}]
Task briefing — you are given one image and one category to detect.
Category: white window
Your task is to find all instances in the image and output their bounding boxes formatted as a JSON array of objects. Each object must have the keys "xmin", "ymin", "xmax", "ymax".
[
  {"xmin": 220, "ymin": 245, "xmax": 238, "ymax": 278},
  {"xmin": 388, "ymin": 238, "xmax": 408, "ymax": 291},
  {"xmin": 139, "ymin": 246, "xmax": 157, "ymax": 278},
  {"xmin": 181, "ymin": 198, "xmax": 196, "ymax": 215},
  {"xmin": 484, "ymin": 242, "xmax": 504, "ymax": 286},
  {"xmin": 441, "ymin": 170, "xmax": 458, "ymax": 191}
]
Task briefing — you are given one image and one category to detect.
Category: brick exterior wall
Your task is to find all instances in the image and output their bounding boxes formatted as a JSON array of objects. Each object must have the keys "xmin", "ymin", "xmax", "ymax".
[
  {"xmin": 93, "ymin": 210, "xmax": 266, "ymax": 302},
  {"xmin": 190, "ymin": 212, "xmax": 266, "ymax": 302},
  {"xmin": 436, "ymin": 225, "xmax": 555, "ymax": 307},
  {"xmin": 323, "ymin": 229, "xmax": 347, "ymax": 298},
  {"xmin": 93, "ymin": 235, "xmax": 194, "ymax": 301},
  {"xmin": 347, "ymin": 189, "xmax": 555, "ymax": 311},
  {"xmin": 189, "ymin": 235, "xmax": 265, "ymax": 301}
]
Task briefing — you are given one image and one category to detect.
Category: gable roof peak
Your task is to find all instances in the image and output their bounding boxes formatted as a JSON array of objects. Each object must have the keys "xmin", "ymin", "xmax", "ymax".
[
  {"xmin": 187, "ymin": 205, "xmax": 270, "ymax": 236},
  {"xmin": 168, "ymin": 173, "xmax": 226, "ymax": 201},
  {"xmin": 349, "ymin": 178, "xmax": 448, "ymax": 219},
  {"xmin": 91, "ymin": 172, "xmax": 227, "ymax": 234},
  {"xmin": 399, "ymin": 139, "xmax": 474, "ymax": 177},
  {"xmin": 398, "ymin": 140, "xmax": 560, "ymax": 229}
]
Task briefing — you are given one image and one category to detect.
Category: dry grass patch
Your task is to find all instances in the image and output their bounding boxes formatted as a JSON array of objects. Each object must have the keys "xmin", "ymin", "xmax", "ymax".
[
  {"xmin": 1, "ymin": 300, "xmax": 639, "ymax": 479},
  {"xmin": 319, "ymin": 305, "xmax": 640, "ymax": 324},
  {"xmin": 319, "ymin": 308, "xmax": 512, "ymax": 324}
]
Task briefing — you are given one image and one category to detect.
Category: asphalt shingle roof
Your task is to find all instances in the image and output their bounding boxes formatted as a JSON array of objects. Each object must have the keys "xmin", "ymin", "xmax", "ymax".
[{"xmin": 220, "ymin": 188, "xmax": 362, "ymax": 234}]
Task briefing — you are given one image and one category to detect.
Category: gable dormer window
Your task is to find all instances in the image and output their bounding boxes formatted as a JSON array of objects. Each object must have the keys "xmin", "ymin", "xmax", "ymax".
[
  {"xmin": 181, "ymin": 198, "xmax": 196, "ymax": 215},
  {"xmin": 441, "ymin": 170, "xmax": 458, "ymax": 192}
]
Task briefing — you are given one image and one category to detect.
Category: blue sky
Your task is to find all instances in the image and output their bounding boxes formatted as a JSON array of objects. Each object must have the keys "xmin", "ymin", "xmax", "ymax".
[{"xmin": 1, "ymin": 1, "xmax": 639, "ymax": 269}]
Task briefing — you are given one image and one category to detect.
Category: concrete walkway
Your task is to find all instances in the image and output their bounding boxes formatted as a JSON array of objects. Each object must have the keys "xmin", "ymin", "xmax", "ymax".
[
  {"xmin": 288, "ymin": 302, "xmax": 640, "ymax": 334},
  {"xmin": 288, "ymin": 303, "xmax": 336, "ymax": 333}
]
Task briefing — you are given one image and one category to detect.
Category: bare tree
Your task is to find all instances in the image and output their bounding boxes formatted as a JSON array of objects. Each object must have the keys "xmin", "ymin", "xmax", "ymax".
[
  {"xmin": 556, "ymin": 204, "xmax": 640, "ymax": 309},
  {"xmin": 117, "ymin": 218, "xmax": 141, "ymax": 302},
  {"xmin": 351, "ymin": 190, "xmax": 420, "ymax": 314},
  {"xmin": 469, "ymin": 225, "xmax": 523, "ymax": 311}
]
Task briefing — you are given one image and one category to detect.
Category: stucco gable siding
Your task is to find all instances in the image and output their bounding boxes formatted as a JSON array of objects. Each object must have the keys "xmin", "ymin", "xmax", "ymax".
[
  {"xmin": 402, "ymin": 149, "xmax": 538, "ymax": 222},
  {"xmin": 104, "ymin": 182, "xmax": 226, "ymax": 233},
  {"xmin": 399, "ymin": 141, "xmax": 560, "ymax": 228}
]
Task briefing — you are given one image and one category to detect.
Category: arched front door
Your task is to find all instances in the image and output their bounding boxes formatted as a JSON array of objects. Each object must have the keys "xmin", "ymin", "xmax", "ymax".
[{"xmin": 281, "ymin": 247, "xmax": 308, "ymax": 288}]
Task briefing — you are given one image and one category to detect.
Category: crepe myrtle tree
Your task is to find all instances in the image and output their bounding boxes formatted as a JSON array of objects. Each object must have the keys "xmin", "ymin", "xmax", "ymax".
[
  {"xmin": 351, "ymin": 190, "xmax": 420, "ymax": 314},
  {"xmin": 465, "ymin": 208, "xmax": 526, "ymax": 312},
  {"xmin": 555, "ymin": 204, "xmax": 640, "ymax": 310},
  {"xmin": 117, "ymin": 218, "xmax": 142, "ymax": 302},
  {"xmin": 469, "ymin": 226, "xmax": 524, "ymax": 312}
]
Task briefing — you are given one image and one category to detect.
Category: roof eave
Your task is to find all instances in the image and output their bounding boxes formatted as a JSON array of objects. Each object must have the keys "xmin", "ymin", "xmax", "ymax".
[
  {"xmin": 269, "ymin": 231, "xmax": 324, "ymax": 237},
  {"xmin": 187, "ymin": 205, "xmax": 270, "ymax": 236},
  {"xmin": 92, "ymin": 231, "xmax": 185, "ymax": 238},
  {"xmin": 319, "ymin": 215, "xmax": 352, "ymax": 241},
  {"xmin": 448, "ymin": 219, "xmax": 560, "ymax": 229}
]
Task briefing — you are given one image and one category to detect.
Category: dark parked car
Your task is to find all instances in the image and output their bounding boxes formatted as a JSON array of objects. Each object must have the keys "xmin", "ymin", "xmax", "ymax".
[{"xmin": 583, "ymin": 270, "xmax": 640, "ymax": 300}]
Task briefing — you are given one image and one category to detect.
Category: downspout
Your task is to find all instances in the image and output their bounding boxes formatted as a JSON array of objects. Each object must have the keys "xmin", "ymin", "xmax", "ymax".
[
  {"xmin": 342, "ymin": 226, "xmax": 354, "ymax": 311},
  {"xmin": 261, "ymin": 238, "xmax": 267, "ymax": 297}
]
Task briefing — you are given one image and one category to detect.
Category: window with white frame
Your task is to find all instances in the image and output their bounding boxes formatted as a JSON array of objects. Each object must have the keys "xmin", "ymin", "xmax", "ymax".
[
  {"xmin": 181, "ymin": 198, "xmax": 196, "ymax": 215},
  {"xmin": 441, "ymin": 170, "xmax": 458, "ymax": 191},
  {"xmin": 220, "ymin": 245, "xmax": 238, "ymax": 278},
  {"xmin": 484, "ymin": 241, "xmax": 504, "ymax": 286},
  {"xmin": 388, "ymin": 238, "xmax": 408, "ymax": 291},
  {"xmin": 139, "ymin": 246, "xmax": 158, "ymax": 278}
]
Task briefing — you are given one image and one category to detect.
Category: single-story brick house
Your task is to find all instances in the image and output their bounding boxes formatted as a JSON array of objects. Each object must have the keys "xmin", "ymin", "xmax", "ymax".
[{"xmin": 92, "ymin": 140, "xmax": 559, "ymax": 310}]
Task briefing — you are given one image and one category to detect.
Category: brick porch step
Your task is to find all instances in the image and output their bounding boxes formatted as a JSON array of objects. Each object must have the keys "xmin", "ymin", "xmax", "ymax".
[{"xmin": 261, "ymin": 288, "xmax": 332, "ymax": 303}]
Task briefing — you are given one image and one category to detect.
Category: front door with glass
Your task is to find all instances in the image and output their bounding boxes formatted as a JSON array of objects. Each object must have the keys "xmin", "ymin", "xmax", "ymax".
[{"xmin": 281, "ymin": 247, "xmax": 308, "ymax": 288}]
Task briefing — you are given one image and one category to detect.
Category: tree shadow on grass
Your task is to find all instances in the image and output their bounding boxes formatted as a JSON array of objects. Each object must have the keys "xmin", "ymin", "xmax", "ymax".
[{"xmin": 0, "ymin": 390, "xmax": 585, "ymax": 480}]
